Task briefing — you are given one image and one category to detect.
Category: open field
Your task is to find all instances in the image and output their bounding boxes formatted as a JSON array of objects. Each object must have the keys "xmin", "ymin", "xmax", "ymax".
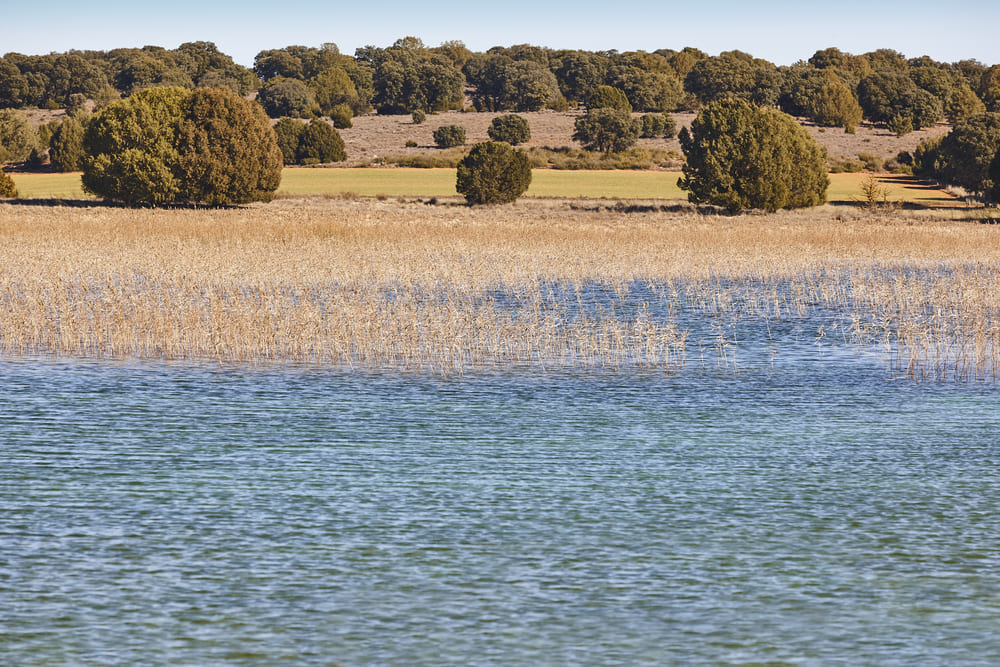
[
  {"xmin": 8, "ymin": 170, "xmax": 966, "ymax": 207},
  {"xmin": 0, "ymin": 198, "xmax": 997, "ymax": 378}
]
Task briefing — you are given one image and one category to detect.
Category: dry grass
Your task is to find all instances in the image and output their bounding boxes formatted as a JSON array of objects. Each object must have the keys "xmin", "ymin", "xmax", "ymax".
[{"xmin": 0, "ymin": 198, "xmax": 997, "ymax": 377}]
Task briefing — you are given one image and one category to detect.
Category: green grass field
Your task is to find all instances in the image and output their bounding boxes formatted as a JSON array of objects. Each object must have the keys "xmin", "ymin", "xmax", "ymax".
[{"xmin": 8, "ymin": 169, "xmax": 961, "ymax": 207}]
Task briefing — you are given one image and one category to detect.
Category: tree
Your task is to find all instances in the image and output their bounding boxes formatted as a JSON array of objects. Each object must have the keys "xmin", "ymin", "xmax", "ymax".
[
  {"xmin": 49, "ymin": 116, "xmax": 86, "ymax": 171},
  {"xmin": 0, "ymin": 109, "xmax": 40, "ymax": 163},
  {"xmin": 82, "ymin": 87, "xmax": 187, "ymax": 204},
  {"xmin": 988, "ymin": 149, "xmax": 1000, "ymax": 204},
  {"xmin": 456, "ymin": 141, "xmax": 532, "ymax": 204},
  {"xmin": 83, "ymin": 87, "xmax": 282, "ymax": 205},
  {"xmin": 174, "ymin": 88, "xmax": 283, "ymax": 204},
  {"xmin": 0, "ymin": 166, "xmax": 17, "ymax": 198},
  {"xmin": 587, "ymin": 85, "xmax": 632, "ymax": 113},
  {"xmin": 433, "ymin": 124, "xmax": 465, "ymax": 148},
  {"xmin": 640, "ymin": 113, "xmax": 676, "ymax": 138},
  {"xmin": 684, "ymin": 51, "xmax": 781, "ymax": 107},
  {"xmin": 309, "ymin": 67, "xmax": 360, "ymax": 116},
  {"xmin": 811, "ymin": 78, "xmax": 863, "ymax": 132},
  {"xmin": 273, "ymin": 118, "xmax": 305, "ymax": 165},
  {"xmin": 553, "ymin": 51, "xmax": 609, "ymax": 105},
  {"xmin": 487, "ymin": 114, "xmax": 531, "ymax": 145},
  {"xmin": 857, "ymin": 71, "xmax": 942, "ymax": 129},
  {"xmin": 295, "ymin": 119, "xmax": 346, "ymax": 164},
  {"xmin": 678, "ymin": 98, "xmax": 828, "ymax": 211},
  {"xmin": 572, "ymin": 108, "xmax": 640, "ymax": 154},
  {"xmin": 257, "ymin": 78, "xmax": 318, "ymax": 118},
  {"xmin": 935, "ymin": 112, "xmax": 1000, "ymax": 196},
  {"xmin": 606, "ymin": 65, "xmax": 683, "ymax": 112},
  {"xmin": 945, "ymin": 82, "xmax": 987, "ymax": 124},
  {"xmin": 365, "ymin": 44, "xmax": 464, "ymax": 114}
]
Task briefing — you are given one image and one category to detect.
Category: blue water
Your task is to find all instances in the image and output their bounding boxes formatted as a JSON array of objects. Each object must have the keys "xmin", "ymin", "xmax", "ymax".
[{"xmin": 2, "ymin": 350, "xmax": 999, "ymax": 665}]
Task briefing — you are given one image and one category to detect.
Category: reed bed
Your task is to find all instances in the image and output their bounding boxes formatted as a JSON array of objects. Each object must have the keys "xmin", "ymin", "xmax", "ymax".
[{"xmin": 0, "ymin": 198, "xmax": 997, "ymax": 378}]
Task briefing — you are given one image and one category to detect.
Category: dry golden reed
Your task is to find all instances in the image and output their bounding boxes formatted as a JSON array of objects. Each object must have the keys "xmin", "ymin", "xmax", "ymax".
[{"xmin": 0, "ymin": 197, "xmax": 997, "ymax": 377}]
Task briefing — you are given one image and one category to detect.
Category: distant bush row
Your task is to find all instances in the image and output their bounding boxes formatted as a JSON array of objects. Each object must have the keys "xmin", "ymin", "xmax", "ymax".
[{"xmin": 2, "ymin": 40, "xmax": 999, "ymax": 135}]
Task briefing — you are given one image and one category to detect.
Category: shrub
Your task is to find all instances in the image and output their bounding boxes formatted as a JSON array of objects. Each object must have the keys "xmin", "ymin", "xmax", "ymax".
[
  {"xmin": 456, "ymin": 141, "xmax": 531, "ymax": 204},
  {"xmin": 329, "ymin": 103, "xmax": 353, "ymax": 129},
  {"xmin": 49, "ymin": 116, "xmax": 86, "ymax": 172},
  {"xmin": 639, "ymin": 113, "xmax": 676, "ymax": 138},
  {"xmin": 487, "ymin": 114, "xmax": 531, "ymax": 145},
  {"xmin": 572, "ymin": 108, "xmax": 640, "ymax": 154},
  {"xmin": 411, "ymin": 109, "xmax": 426, "ymax": 124},
  {"xmin": 433, "ymin": 124, "xmax": 465, "ymax": 148},
  {"xmin": 587, "ymin": 85, "xmax": 632, "ymax": 113},
  {"xmin": 678, "ymin": 98, "xmax": 828, "ymax": 211},
  {"xmin": 405, "ymin": 139, "xmax": 418, "ymax": 147},
  {"xmin": 296, "ymin": 119, "xmax": 346, "ymax": 164},
  {"xmin": 887, "ymin": 113, "xmax": 914, "ymax": 137},
  {"xmin": 912, "ymin": 135, "xmax": 944, "ymax": 177},
  {"xmin": 0, "ymin": 166, "xmax": 17, "ymax": 198},
  {"xmin": 83, "ymin": 86, "xmax": 282, "ymax": 205}
]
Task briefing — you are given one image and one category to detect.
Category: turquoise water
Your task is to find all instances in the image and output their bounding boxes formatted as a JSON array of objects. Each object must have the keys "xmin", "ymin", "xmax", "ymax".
[{"xmin": 2, "ymin": 351, "xmax": 999, "ymax": 665}]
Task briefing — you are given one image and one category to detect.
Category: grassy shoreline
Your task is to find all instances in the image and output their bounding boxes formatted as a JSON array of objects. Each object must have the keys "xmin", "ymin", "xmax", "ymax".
[{"xmin": 0, "ymin": 197, "xmax": 996, "ymax": 377}]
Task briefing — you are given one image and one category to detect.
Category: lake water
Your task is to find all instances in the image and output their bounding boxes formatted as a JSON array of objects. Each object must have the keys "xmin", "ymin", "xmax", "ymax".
[{"xmin": 2, "ymin": 341, "xmax": 999, "ymax": 665}]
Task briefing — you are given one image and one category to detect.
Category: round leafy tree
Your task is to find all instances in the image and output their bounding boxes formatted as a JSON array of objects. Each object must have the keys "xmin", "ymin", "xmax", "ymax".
[
  {"xmin": 82, "ymin": 86, "xmax": 188, "ymax": 205},
  {"xmin": 487, "ymin": 114, "xmax": 531, "ymax": 145},
  {"xmin": 257, "ymin": 78, "xmax": 318, "ymax": 119},
  {"xmin": 175, "ymin": 87, "xmax": 283, "ymax": 205},
  {"xmin": 572, "ymin": 108, "xmax": 639, "ymax": 154},
  {"xmin": 0, "ymin": 166, "xmax": 17, "ymax": 198},
  {"xmin": 456, "ymin": 141, "xmax": 532, "ymax": 204},
  {"xmin": 587, "ymin": 85, "xmax": 632, "ymax": 113},
  {"xmin": 296, "ymin": 119, "xmax": 347, "ymax": 164},
  {"xmin": 433, "ymin": 124, "xmax": 466, "ymax": 148},
  {"xmin": 83, "ymin": 87, "xmax": 282, "ymax": 205},
  {"xmin": 678, "ymin": 98, "xmax": 829, "ymax": 212}
]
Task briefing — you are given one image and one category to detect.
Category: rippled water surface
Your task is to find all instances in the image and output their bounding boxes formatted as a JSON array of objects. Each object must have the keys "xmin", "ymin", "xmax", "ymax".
[{"xmin": 2, "ymin": 349, "xmax": 999, "ymax": 665}]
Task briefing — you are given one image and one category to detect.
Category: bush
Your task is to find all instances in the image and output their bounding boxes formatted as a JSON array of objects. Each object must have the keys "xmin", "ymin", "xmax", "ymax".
[
  {"xmin": 639, "ymin": 113, "xmax": 676, "ymax": 138},
  {"xmin": 0, "ymin": 166, "xmax": 17, "ymax": 198},
  {"xmin": 49, "ymin": 116, "xmax": 86, "ymax": 172},
  {"xmin": 411, "ymin": 109, "xmax": 426, "ymax": 124},
  {"xmin": 912, "ymin": 136, "xmax": 943, "ymax": 177},
  {"xmin": 405, "ymin": 139, "xmax": 418, "ymax": 147},
  {"xmin": 572, "ymin": 108, "xmax": 640, "ymax": 154},
  {"xmin": 887, "ymin": 113, "xmax": 913, "ymax": 137},
  {"xmin": 296, "ymin": 119, "xmax": 346, "ymax": 164},
  {"xmin": 587, "ymin": 85, "xmax": 632, "ymax": 113},
  {"xmin": 487, "ymin": 114, "xmax": 531, "ymax": 145},
  {"xmin": 456, "ymin": 141, "xmax": 532, "ymax": 204},
  {"xmin": 83, "ymin": 87, "xmax": 282, "ymax": 205},
  {"xmin": 273, "ymin": 118, "xmax": 305, "ymax": 165},
  {"xmin": 433, "ymin": 124, "xmax": 465, "ymax": 148},
  {"xmin": 329, "ymin": 103, "xmax": 353, "ymax": 129},
  {"xmin": 678, "ymin": 98, "xmax": 828, "ymax": 211}
]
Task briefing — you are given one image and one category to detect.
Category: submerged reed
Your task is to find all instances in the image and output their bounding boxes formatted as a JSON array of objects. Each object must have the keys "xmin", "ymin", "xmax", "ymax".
[{"xmin": 0, "ymin": 198, "xmax": 997, "ymax": 378}]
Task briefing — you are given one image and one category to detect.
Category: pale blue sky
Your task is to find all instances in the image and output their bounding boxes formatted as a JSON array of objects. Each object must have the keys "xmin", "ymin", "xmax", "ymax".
[{"xmin": 4, "ymin": 0, "xmax": 998, "ymax": 67}]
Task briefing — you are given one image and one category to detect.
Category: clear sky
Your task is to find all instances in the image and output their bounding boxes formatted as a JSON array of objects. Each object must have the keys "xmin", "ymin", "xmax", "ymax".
[{"xmin": 4, "ymin": 0, "xmax": 998, "ymax": 67}]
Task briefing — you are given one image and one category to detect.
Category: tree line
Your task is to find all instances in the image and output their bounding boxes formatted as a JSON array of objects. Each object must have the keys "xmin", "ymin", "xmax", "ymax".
[
  {"xmin": 2, "ymin": 39, "xmax": 999, "ymax": 130},
  {"xmin": 2, "ymin": 38, "xmax": 1000, "ymax": 208}
]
